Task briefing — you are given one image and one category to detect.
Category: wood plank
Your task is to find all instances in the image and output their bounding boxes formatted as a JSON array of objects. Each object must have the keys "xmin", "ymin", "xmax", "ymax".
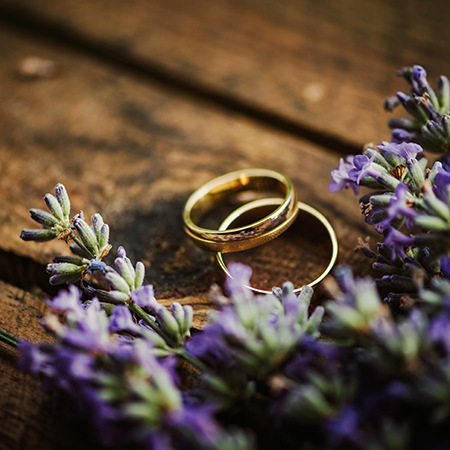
[{"xmin": 0, "ymin": 0, "xmax": 449, "ymax": 149}]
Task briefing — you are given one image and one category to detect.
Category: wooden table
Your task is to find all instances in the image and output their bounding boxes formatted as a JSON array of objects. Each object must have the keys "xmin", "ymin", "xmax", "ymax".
[{"xmin": 0, "ymin": 1, "xmax": 449, "ymax": 448}]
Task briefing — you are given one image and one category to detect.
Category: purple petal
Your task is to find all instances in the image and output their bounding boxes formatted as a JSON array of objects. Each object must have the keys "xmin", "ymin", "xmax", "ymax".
[
  {"xmin": 46, "ymin": 285, "xmax": 84, "ymax": 316},
  {"xmin": 109, "ymin": 305, "xmax": 141, "ymax": 334},
  {"xmin": 131, "ymin": 284, "xmax": 159, "ymax": 309}
]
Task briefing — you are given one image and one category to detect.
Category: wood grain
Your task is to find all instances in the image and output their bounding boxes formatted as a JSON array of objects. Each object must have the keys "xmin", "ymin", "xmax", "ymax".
[{"xmin": 0, "ymin": 0, "xmax": 449, "ymax": 149}]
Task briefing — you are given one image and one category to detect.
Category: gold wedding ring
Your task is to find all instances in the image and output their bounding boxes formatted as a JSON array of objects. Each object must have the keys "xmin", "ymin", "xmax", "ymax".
[
  {"xmin": 183, "ymin": 168, "xmax": 338, "ymax": 292},
  {"xmin": 183, "ymin": 169, "xmax": 298, "ymax": 253},
  {"xmin": 216, "ymin": 198, "xmax": 339, "ymax": 294}
]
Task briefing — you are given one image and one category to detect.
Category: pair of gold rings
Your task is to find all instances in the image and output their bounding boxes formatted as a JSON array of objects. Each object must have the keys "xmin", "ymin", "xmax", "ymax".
[{"xmin": 183, "ymin": 169, "xmax": 338, "ymax": 294}]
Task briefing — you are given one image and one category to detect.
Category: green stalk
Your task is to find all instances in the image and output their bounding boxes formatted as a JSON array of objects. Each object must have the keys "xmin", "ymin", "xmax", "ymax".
[
  {"xmin": 128, "ymin": 302, "xmax": 178, "ymax": 348},
  {"xmin": 0, "ymin": 327, "xmax": 20, "ymax": 348},
  {"xmin": 71, "ymin": 233, "xmax": 95, "ymax": 259},
  {"xmin": 177, "ymin": 348, "xmax": 208, "ymax": 373},
  {"xmin": 127, "ymin": 303, "xmax": 205, "ymax": 373}
]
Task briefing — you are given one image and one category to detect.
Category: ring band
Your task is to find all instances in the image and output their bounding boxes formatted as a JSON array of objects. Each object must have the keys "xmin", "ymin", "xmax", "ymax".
[
  {"xmin": 183, "ymin": 169, "xmax": 298, "ymax": 253},
  {"xmin": 216, "ymin": 198, "xmax": 339, "ymax": 294}
]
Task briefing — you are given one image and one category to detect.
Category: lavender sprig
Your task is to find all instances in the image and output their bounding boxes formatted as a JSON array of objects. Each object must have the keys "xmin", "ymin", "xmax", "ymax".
[
  {"xmin": 385, "ymin": 65, "xmax": 450, "ymax": 154},
  {"xmin": 330, "ymin": 137, "xmax": 450, "ymax": 300},
  {"xmin": 20, "ymin": 184, "xmax": 112, "ymax": 285},
  {"xmin": 20, "ymin": 183, "xmax": 71, "ymax": 242},
  {"xmin": 19, "ymin": 184, "xmax": 193, "ymax": 356},
  {"xmin": 17, "ymin": 285, "xmax": 251, "ymax": 449},
  {"xmin": 186, "ymin": 263, "xmax": 325, "ymax": 408}
]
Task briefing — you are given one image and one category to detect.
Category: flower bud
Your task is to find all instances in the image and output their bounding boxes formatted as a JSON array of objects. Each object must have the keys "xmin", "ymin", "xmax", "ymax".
[
  {"xmin": 20, "ymin": 228, "xmax": 57, "ymax": 242},
  {"xmin": 437, "ymin": 76, "xmax": 450, "ymax": 112},
  {"xmin": 397, "ymin": 92, "xmax": 428, "ymax": 122},
  {"xmin": 134, "ymin": 261, "xmax": 145, "ymax": 290},
  {"xmin": 91, "ymin": 213, "xmax": 104, "ymax": 240},
  {"xmin": 54, "ymin": 255, "xmax": 85, "ymax": 265},
  {"xmin": 156, "ymin": 308, "xmax": 181, "ymax": 341},
  {"xmin": 102, "ymin": 290, "xmax": 130, "ymax": 303},
  {"xmin": 182, "ymin": 305, "xmax": 193, "ymax": 335},
  {"xmin": 105, "ymin": 270, "xmax": 131, "ymax": 294},
  {"xmin": 47, "ymin": 262, "xmax": 85, "ymax": 276},
  {"xmin": 422, "ymin": 192, "xmax": 450, "ymax": 221},
  {"xmin": 44, "ymin": 193, "xmax": 64, "ymax": 221},
  {"xmin": 74, "ymin": 218, "xmax": 99, "ymax": 257},
  {"xmin": 115, "ymin": 257, "xmax": 135, "ymax": 287},
  {"xmin": 414, "ymin": 215, "xmax": 449, "ymax": 231},
  {"xmin": 98, "ymin": 224, "xmax": 110, "ymax": 251},
  {"xmin": 29, "ymin": 208, "xmax": 58, "ymax": 228},
  {"xmin": 48, "ymin": 272, "xmax": 83, "ymax": 285},
  {"xmin": 171, "ymin": 302, "xmax": 185, "ymax": 329},
  {"xmin": 54, "ymin": 183, "xmax": 70, "ymax": 218},
  {"xmin": 306, "ymin": 306, "xmax": 324, "ymax": 334}
]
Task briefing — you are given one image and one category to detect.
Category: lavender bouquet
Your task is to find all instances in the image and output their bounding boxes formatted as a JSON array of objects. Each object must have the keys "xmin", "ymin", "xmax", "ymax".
[{"xmin": 1, "ymin": 65, "xmax": 450, "ymax": 449}]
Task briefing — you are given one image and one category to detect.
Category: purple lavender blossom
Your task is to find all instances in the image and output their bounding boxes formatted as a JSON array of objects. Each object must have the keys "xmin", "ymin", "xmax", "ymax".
[
  {"xmin": 188, "ymin": 269, "xmax": 323, "ymax": 385},
  {"xmin": 131, "ymin": 284, "xmax": 156, "ymax": 308},
  {"xmin": 109, "ymin": 305, "xmax": 141, "ymax": 334},
  {"xmin": 433, "ymin": 166, "xmax": 450, "ymax": 202},
  {"xmin": 382, "ymin": 183, "xmax": 417, "ymax": 228},
  {"xmin": 412, "ymin": 65, "xmax": 435, "ymax": 99},
  {"xmin": 56, "ymin": 299, "xmax": 111, "ymax": 352},
  {"xmin": 102, "ymin": 246, "xmax": 146, "ymax": 302},
  {"xmin": 224, "ymin": 262, "xmax": 253, "ymax": 300},
  {"xmin": 383, "ymin": 228, "xmax": 414, "ymax": 260},
  {"xmin": 440, "ymin": 255, "xmax": 450, "ymax": 279},
  {"xmin": 324, "ymin": 405, "xmax": 360, "ymax": 448},
  {"xmin": 329, "ymin": 156, "xmax": 359, "ymax": 194},
  {"xmin": 348, "ymin": 154, "xmax": 377, "ymax": 183},
  {"xmin": 17, "ymin": 340, "xmax": 56, "ymax": 378},
  {"xmin": 429, "ymin": 312, "xmax": 450, "ymax": 355},
  {"xmin": 386, "ymin": 65, "xmax": 450, "ymax": 154},
  {"xmin": 377, "ymin": 142, "xmax": 423, "ymax": 162},
  {"xmin": 45, "ymin": 284, "xmax": 85, "ymax": 316},
  {"xmin": 391, "ymin": 128, "xmax": 421, "ymax": 144},
  {"xmin": 18, "ymin": 285, "xmax": 242, "ymax": 449}
]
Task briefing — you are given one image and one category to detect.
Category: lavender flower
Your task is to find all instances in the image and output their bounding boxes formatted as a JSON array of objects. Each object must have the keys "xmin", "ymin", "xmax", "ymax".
[
  {"xmin": 377, "ymin": 142, "xmax": 425, "ymax": 188},
  {"xmin": 331, "ymin": 102, "xmax": 450, "ymax": 299},
  {"xmin": 46, "ymin": 213, "xmax": 111, "ymax": 285},
  {"xmin": 324, "ymin": 267, "xmax": 391, "ymax": 341},
  {"xmin": 383, "ymin": 228, "xmax": 414, "ymax": 260},
  {"xmin": 70, "ymin": 213, "xmax": 111, "ymax": 260},
  {"xmin": 330, "ymin": 148, "xmax": 400, "ymax": 195},
  {"xmin": 100, "ymin": 246, "xmax": 146, "ymax": 302},
  {"xmin": 348, "ymin": 153, "xmax": 378, "ymax": 183},
  {"xmin": 187, "ymin": 263, "xmax": 324, "ymax": 406},
  {"xmin": 20, "ymin": 183, "xmax": 71, "ymax": 241},
  {"xmin": 386, "ymin": 65, "xmax": 450, "ymax": 154},
  {"xmin": 18, "ymin": 285, "xmax": 253, "ymax": 449},
  {"xmin": 20, "ymin": 184, "xmax": 113, "ymax": 286},
  {"xmin": 382, "ymin": 183, "xmax": 416, "ymax": 229},
  {"xmin": 329, "ymin": 156, "xmax": 359, "ymax": 194}
]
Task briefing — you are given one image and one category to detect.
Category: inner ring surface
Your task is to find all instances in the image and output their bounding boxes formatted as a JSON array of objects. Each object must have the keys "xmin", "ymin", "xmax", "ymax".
[{"xmin": 216, "ymin": 198, "xmax": 339, "ymax": 294}]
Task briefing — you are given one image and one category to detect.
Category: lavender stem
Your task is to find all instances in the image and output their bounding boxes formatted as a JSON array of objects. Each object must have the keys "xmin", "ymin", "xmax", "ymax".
[{"xmin": 0, "ymin": 327, "xmax": 20, "ymax": 348}]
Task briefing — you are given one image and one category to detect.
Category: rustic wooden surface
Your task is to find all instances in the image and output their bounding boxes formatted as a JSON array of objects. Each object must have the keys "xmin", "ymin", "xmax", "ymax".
[{"xmin": 0, "ymin": 1, "xmax": 448, "ymax": 448}]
